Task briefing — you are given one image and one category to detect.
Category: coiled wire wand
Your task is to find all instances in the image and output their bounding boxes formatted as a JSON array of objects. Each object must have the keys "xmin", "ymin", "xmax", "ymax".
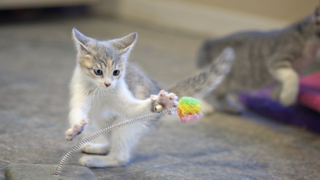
[{"xmin": 54, "ymin": 97, "xmax": 203, "ymax": 176}]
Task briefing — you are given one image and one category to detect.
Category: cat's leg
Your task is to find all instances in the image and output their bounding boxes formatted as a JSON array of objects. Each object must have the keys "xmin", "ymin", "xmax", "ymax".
[
  {"xmin": 199, "ymin": 99, "xmax": 215, "ymax": 115},
  {"xmin": 79, "ymin": 118, "xmax": 148, "ymax": 167},
  {"xmin": 65, "ymin": 118, "xmax": 89, "ymax": 141},
  {"xmin": 66, "ymin": 82, "xmax": 93, "ymax": 141},
  {"xmin": 115, "ymin": 89, "xmax": 178, "ymax": 119},
  {"xmin": 271, "ymin": 84, "xmax": 282, "ymax": 101},
  {"xmin": 81, "ymin": 142, "xmax": 109, "ymax": 155},
  {"xmin": 271, "ymin": 67, "xmax": 299, "ymax": 106},
  {"xmin": 199, "ymin": 93, "xmax": 241, "ymax": 115},
  {"xmin": 80, "ymin": 109, "xmax": 115, "ymax": 155},
  {"xmin": 215, "ymin": 94, "xmax": 242, "ymax": 114}
]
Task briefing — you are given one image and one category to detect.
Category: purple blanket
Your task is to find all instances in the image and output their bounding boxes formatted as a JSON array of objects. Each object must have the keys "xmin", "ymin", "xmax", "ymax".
[{"xmin": 239, "ymin": 71, "xmax": 320, "ymax": 133}]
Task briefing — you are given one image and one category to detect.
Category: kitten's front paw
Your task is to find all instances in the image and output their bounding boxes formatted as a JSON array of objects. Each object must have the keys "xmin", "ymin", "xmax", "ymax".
[
  {"xmin": 151, "ymin": 90, "xmax": 178, "ymax": 115},
  {"xmin": 65, "ymin": 119, "xmax": 88, "ymax": 141},
  {"xmin": 279, "ymin": 91, "xmax": 298, "ymax": 106}
]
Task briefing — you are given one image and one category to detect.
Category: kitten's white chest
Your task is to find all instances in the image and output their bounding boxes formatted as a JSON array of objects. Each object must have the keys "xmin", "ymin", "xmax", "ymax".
[
  {"xmin": 93, "ymin": 81, "xmax": 135, "ymax": 115},
  {"xmin": 95, "ymin": 89, "xmax": 119, "ymax": 107},
  {"xmin": 90, "ymin": 89, "xmax": 122, "ymax": 122}
]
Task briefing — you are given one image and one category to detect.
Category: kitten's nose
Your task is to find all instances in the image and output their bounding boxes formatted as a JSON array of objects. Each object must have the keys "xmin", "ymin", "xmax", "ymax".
[{"xmin": 105, "ymin": 83, "xmax": 111, "ymax": 87}]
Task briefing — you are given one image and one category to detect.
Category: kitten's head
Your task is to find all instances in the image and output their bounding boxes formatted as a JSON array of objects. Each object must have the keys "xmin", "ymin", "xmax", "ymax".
[{"xmin": 72, "ymin": 28, "xmax": 137, "ymax": 90}]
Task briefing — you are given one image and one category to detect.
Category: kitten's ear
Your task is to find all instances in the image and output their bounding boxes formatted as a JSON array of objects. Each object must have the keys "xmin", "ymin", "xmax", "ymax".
[
  {"xmin": 110, "ymin": 32, "xmax": 137, "ymax": 56},
  {"xmin": 313, "ymin": 4, "xmax": 320, "ymax": 25},
  {"xmin": 72, "ymin": 28, "xmax": 92, "ymax": 54}
]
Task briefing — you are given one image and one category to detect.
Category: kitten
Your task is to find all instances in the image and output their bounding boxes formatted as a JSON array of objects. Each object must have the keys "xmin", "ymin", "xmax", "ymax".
[
  {"xmin": 197, "ymin": 4, "xmax": 320, "ymax": 114},
  {"xmin": 66, "ymin": 28, "xmax": 234, "ymax": 168}
]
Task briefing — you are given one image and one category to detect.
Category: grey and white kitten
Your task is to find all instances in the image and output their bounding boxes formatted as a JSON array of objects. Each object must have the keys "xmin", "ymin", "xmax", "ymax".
[
  {"xmin": 197, "ymin": 4, "xmax": 320, "ymax": 114},
  {"xmin": 66, "ymin": 28, "xmax": 234, "ymax": 168}
]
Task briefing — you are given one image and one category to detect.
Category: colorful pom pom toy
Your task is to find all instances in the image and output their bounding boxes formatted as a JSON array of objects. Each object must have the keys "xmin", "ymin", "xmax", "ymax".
[{"xmin": 177, "ymin": 97, "xmax": 203, "ymax": 123}]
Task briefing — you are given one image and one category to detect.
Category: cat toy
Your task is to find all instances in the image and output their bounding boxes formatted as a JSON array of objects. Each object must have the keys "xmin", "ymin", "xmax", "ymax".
[{"xmin": 54, "ymin": 96, "xmax": 203, "ymax": 176}]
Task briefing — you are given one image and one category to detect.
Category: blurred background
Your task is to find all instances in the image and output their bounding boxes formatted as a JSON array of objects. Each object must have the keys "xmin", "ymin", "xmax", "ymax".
[
  {"xmin": 0, "ymin": 0, "xmax": 318, "ymax": 35},
  {"xmin": 1, "ymin": 1, "xmax": 320, "ymax": 180}
]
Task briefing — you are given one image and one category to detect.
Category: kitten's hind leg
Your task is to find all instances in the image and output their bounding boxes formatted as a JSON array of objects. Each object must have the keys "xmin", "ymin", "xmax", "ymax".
[
  {"xmin": 80, "ymin": 113, "xmax": 111, "ymax": 155},
  {"xmin": 81, "ymin": 142, "xmax": 109, "ymax": 155},
  {"xmin": 79, "ymin": 118, "xmax": 148, "ymax": 167},
  {"xmin": 215, "ymin": 94, "xmax": 242, "ymax": 115},
  {"xmin": 199, "ymin": 99, "xmax": 215, "ymax": 115},
  {"xmin": 271, "ymin": 67, "xmax": 299, "ymax": 106}
]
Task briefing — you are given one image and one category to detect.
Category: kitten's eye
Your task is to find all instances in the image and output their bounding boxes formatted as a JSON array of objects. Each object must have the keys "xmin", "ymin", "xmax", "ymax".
[
  {"xmin": 94, "ymin": 69, "xmax": 103, "ymax": 75},
  {"xmin": 113, "ymin": 70, "xmax": 120, "ymax": 76}
]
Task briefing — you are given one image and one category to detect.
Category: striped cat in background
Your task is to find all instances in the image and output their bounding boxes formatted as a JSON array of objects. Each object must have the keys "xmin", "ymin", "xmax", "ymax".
[{"xmin": 197, "ymin": 4, "xmax": 320, "ymax": 114}]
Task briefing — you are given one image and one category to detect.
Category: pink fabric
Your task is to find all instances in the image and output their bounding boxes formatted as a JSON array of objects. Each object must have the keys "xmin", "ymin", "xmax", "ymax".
[
  {"xmin": 300, "ymin": 71, "xmax": 320, "ymax": 88},
  {"xmin": 298, "ymin": 71, "xmax": 320, "ymax": 113}
]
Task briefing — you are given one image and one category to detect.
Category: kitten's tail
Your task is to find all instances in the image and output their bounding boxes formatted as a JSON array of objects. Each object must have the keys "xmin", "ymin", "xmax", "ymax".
[{"xmin": 167, "ymin": 47, "xmax": 234, "ymax": 98}]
